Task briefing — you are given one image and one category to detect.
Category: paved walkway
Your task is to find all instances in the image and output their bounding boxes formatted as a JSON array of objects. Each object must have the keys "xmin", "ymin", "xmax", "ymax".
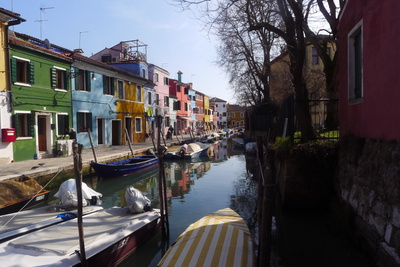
[{"xmin": 0, "ymin": 135, "xmax": 192, "ymax": 182}]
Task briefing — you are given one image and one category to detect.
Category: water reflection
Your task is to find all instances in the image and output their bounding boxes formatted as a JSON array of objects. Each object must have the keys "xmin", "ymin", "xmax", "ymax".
[{"xmin": 79, "ymin": 139, "xmax": 258, "ymax": 266}]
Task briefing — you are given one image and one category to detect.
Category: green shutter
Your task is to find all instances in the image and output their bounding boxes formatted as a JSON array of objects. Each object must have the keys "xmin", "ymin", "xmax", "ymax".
[
  {"xmin": 12, "ymin": 114, "xmax": 18, "ymax": 137},
  {"xmin": 11, "ymin": 58, "xmax": 17, "ymax": 83},
  {"xmin": 51, "ymin": 68, "xmax": 57, "ymax": 88},
  {"xmin": 86, "ymin": 71, "xmax": 91, "ymax": 92},
  {"xmin": 65, "ymin": 70, "xmax": 70, "ymax": 90},
  {"xmin": 28, "ymin": 113, "xmax": 34, "ymax": 137},
  {"xmin": 29, "ymin": 61, "xmax": 35, "ymax": 84}
]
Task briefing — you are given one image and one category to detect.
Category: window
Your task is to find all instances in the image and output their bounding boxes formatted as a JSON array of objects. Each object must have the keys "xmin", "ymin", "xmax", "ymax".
[
  {"xmin": 223, "ymin": 104, "xmax": 225, "ymax": 108},
  {"xmin": 216, "ymin": 104, "xmax": 218, "ymax": 107},
  {"xmin": 223, "ymin": 112, "xmax": 226, "ymax": 117},
  {"xmin": 148, "ymin": 91, "xmax": 152, "ymax": 105},
  {"xmin": 135, "ymin": 117, "xmax": 142, "ymax": 133},
  {"xmin": 240, "ymin": 112, "xmax": 244, "ymax": 118},
  {"xmin": 77, "ymin": 69, "xmax": 91, "ymax": 91},
  {"xmin": 11, "ymin": 57, "xmax": 34, "ymax": 85},
  {"xmin": 177, "ymin": 85, "xmax": 181, "ymax": 92},
  {"xmin": 77, "ymin": 112, "xmax": 92, "ymax": 133},
  {"xmin": 232, "ymin": 113, "xmax": 235, "ymax": 118},
  {"xmin": 137, "ymin": 85, "xmax": 142, "ymax": 102},
  {"xmin": 118, "ymin": 80, "xmax": 124, "ymax": 99},
  {"xmin": 155, "ymin": 73, "xmax": 159, "ymax": 82},
  {"xmin": 51, "ymin": 67, "xmax": 68, "ymax": 90},
  {"xmin": 173, "ymin": 101, "xmax": 180, "ymax": 111},
  {"xmin": 101, "ymin": 55, "xmax": 111, "ymax": 63},
  {"xmin": 164, "ymin": 96, "xmax": 169, "ymax": 107},
  {"xmin": 103, "ymin": 76, "xmax": 115, "ymax": 95},
  {"xmin": 57, "ymin": 114, "xmax": 69, "ymax": 135},
  {"xmin": 185, "ymin": 102, "xmax": 188, "ymax": 111},
  {"xmin": 141, "ymin": 69, "xmax": 146, "ymax": 78},
  {"xmin": 13, "ymin": 112, "xmax": 33, "ymax": 138},
  {"xmin": 156, "ymin": 94, "xmax": 159, "ymax": 105},
  {"xmin": 312, "ymin": 47, "xmax": 319, "ymax": 65},
  {"xmin": 348, "ymin": 21, "xmax": 363, "ymax": 101},
  {"xmin": 184, "ymin": 86, "xmax": 189, "ymax": 94},
  {"xmin": 164, "ymin": 77, "xmax": 169, "ymax": 85}
]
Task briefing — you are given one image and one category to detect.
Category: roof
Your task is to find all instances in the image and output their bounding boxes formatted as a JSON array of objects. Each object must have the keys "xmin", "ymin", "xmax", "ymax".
[
  {"xmin": 0, "ymin": 8, "xmax": 25, "ymax": 23},
  {"xmin": 9, "ymin": 35, "xmax": 72, "ymax": 62},
  {"xmin": 209, "ymin": 97, "xmax": 227, "ymax": 103},
  {"xmin": 227, "ymin": 104, "xmax": 246, "ymax": 112}
]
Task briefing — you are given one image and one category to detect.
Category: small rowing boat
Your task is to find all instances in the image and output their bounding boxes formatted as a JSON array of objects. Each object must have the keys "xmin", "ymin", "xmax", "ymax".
[
  {"xmin": 90, "ymin": 155, "xmax": 158, "ymax": 178},
  {"xmin": 157, "ymin": 208, "xmax": 254, "ymax": 267}
]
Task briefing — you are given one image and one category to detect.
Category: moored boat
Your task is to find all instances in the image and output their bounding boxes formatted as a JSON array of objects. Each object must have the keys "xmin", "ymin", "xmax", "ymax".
[
  {"xmin": 0, "ymin": 186, "xmax": 162, "ymax": 267},
  {"xmin": 157, "ymin": 207, "xmax": 254, "ymax": 267},
  {"xmin": 0, "ymin": 176, "xmax": 50, "ymax": 216},
  {"xmin": 164, "ymin": 142, "xmax": 210, "ymax": 160},
  {"xmin": 90, "ymin": 155, "xmax": 158, "ymax": 178}
]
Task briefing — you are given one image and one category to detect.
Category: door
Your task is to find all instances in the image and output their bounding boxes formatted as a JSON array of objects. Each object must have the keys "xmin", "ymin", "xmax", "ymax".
[
  {"xmin": 112, "ymin": 120, "xmax": 122, "ymax": 145},
  {"xmin": 38, "ymin": 115, "xmax": 47, "ymax": 152},
  {"xmin": 97, "ymin": 119, "xmax": 104, "ymax": 145}
]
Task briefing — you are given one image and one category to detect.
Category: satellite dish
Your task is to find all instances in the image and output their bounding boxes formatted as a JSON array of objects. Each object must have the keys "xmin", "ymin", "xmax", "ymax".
[{"xmin": 44, "ymin": 39, "xmax": 51, "ymax": 49}]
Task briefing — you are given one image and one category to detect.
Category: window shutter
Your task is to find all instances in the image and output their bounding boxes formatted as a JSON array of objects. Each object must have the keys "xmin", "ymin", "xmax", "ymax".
[
  {"xmin": 12, "ymin": 114, "xmax": 18, "ymax": 137},
  {"xmin": 77, "ymin": 113, "xmax": 82, "ymax": 133},
  {"xmin": 86, "ymin": 71, "xmax": 91, "ymax": 92},
  {"xmin": 28, "ymin": 113, "xmax": 34, "ymax": 137},
  {"xmin": 110, "ymin": 78, "xmax": 115, "ymax": 95},
  {"xmin": 51, "ymin": 68, "xmax": 57, "ymax": 88},
  {"xmin": 65, "ymin": 70, "xmax": 70, "ymax": 90},
  {"xmin": 11, "ymin": 58, "xmax": 17, "ymax": 83},
  {"xmin": 74, "ymin": 68, "xmax": 79, "ymax": 91},
  {"xmin": 88, "ymin": 113, "xmax": 92, "ymax": 132},
  {"xmin": 103, "ymin": 76, "xmax": 107, "ymax": 94},
  {"xmin": 29, "ymin": 61, "xmax": 35, "ymax": 84}
]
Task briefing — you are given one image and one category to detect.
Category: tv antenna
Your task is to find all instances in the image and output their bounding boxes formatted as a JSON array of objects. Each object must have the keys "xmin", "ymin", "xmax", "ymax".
[
  {"xmin": 35, "ymin": 6, "xmax": 54, "ymax": 39},
  {"xmin": 79, "ymin": 31, "xmax": 89, "ymax": 49}
]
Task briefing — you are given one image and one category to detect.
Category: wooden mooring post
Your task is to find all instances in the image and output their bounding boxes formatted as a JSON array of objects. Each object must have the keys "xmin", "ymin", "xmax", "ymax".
[{"xmin": 73, "ymin": 142, "xmax": 87, "ymax": 267}]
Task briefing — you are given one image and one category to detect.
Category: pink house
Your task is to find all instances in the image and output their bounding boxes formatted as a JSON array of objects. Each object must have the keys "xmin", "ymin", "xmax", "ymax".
[{"xmin": 338, "ymin": 0, "xmax": 400, "ymax": 141}]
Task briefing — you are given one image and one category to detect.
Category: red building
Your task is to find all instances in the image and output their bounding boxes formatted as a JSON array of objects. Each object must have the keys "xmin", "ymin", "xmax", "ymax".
[
  {"xmin": 338, "ymin": 0, "xmax": 400, "ymax": 141},
  {"xmin": 169, "ymin": 71, "xmax": 191, "ymax": 133}
]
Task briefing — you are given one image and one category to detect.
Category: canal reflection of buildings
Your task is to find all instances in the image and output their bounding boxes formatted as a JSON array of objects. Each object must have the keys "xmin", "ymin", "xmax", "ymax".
[{"xmin": 90, "ymin": 138, "xmax": 245, "ymax": 207}]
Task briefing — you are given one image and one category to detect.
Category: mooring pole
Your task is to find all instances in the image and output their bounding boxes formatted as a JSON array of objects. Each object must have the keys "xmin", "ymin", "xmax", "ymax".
[
  {"xmin": 73, "ymin": 142, "xmax": 87, "ymax": 267},
  {"xmin": 87, "ymin": 130, "xmax": 97, "ymax": 163}
]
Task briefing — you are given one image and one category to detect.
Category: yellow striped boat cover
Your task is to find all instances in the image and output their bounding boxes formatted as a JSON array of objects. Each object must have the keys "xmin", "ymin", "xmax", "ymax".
[{"xmin": 157, "ymin": 208, "xmax": 254, "ymax": 267}]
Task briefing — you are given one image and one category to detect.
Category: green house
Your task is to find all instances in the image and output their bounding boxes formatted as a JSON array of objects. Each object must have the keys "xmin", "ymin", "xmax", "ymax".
[{"xmin": 9, "ymin": 32, "xmax": 73, "ymax": 161}]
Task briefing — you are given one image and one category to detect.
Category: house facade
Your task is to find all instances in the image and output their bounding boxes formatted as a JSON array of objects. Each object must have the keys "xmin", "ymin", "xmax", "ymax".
[
  {"xmin": 210, "ymin": 97, "xmax": 227, "ymax": 129},
  {"xmin": 9, "ymin": 33, "xmax": 73, "ymax": 161},
  {"xmin": 337, "ymin": 1, "xmax": 400, "ymax": 265},
  {"xmin": 227, "ymin": 104, "xmax": 245, "ymax": 128},
  {"xmin": 169, "ymin": 71, "xmax": 192, "ymax": 133},
  {"xmin": 148, "ymin": 64, "xmax": 170, "ymax": 136},
  {"xmin": 0, "ymin": 9, "xmax": 24, "ymax": 163}
]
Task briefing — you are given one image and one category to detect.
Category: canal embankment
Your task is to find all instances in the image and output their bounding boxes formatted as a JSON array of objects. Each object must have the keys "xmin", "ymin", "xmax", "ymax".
[{"xmin": 0, "ymin": 137, "xmax": 189, "ymax": 184}]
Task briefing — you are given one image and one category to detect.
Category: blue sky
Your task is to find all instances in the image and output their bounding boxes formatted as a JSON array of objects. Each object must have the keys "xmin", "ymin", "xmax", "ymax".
[{"xmin": 3, "ymin": 0, "xmax": 234, "ymax": 103}]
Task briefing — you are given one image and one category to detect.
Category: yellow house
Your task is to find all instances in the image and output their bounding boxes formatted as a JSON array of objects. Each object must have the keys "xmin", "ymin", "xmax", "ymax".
[
  {"xmin": 270, "ymin": 38, "xmax": 336, "ymax": 130},
  {"xmin": 116, "ymin": 79, "xmax": 147, "ymax": 144},
  {"xmin": 0, "ymin": 8, "xmax": 25, "ymax": 164}
]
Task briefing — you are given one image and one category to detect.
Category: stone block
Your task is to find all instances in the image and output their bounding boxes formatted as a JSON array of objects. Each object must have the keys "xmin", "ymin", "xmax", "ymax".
[{"xmin": 392, "ymin": 208, "xmax": 400, "ymax": 228}]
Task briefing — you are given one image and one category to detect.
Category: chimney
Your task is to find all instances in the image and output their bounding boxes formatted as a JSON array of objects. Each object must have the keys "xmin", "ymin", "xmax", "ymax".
[{"xmin": 177, "ymin": 70, "xmax": 183, "ymax": 82}]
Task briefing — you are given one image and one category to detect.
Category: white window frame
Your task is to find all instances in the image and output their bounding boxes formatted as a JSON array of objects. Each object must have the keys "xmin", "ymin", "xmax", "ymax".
[
  {"xmin": 135, "ymin": 117, "xmax": 142, "ymax": 133},
  {"xmin": 348, "ymin": 20, "xmax": 363, "ymax": 104}
]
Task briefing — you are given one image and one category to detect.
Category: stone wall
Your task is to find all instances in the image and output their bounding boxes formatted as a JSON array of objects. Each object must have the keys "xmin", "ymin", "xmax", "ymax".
[{"xmin": 338, "ymin": 137, "xmax": 400, "ymax": 266}]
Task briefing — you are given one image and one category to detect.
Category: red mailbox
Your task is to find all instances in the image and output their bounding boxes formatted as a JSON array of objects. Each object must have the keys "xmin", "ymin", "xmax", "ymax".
[{"xmin": 2, "ymin": 128, "xmax": 16, "ymax": 142}]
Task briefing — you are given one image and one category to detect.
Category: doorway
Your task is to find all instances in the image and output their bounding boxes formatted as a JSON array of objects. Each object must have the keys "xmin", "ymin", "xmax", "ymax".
[
  {"xmin": 125, "ymin": 117, "xmax": 132, "ymax": 144},
  {"xmin": 38, "ymin": 115, "xmax": 48, "ymax": 152},
  {"xmin": 97, "ymin": 118, "xmax": 105, "ymax": 145},
  {"xmin": 112, "ymin": 120, "xmax": 122, "ymax": 145}
]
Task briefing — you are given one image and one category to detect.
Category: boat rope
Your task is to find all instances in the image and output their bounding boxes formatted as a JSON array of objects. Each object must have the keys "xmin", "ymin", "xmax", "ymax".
[{"xmin": 0, "ymin": 167, "xmax": 64, "ymax": 231}]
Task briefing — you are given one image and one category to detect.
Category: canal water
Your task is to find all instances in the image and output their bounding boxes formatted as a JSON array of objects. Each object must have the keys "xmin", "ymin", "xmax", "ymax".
[{"xmin": 77, "ymin": 139, "xmax": 257, "ymax": 266}]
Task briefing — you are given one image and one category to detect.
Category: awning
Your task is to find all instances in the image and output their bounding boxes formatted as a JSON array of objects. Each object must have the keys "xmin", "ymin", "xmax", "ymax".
[{"xmin": 177, "ymin": 116, "xmax": 196, "ymax": 121}]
